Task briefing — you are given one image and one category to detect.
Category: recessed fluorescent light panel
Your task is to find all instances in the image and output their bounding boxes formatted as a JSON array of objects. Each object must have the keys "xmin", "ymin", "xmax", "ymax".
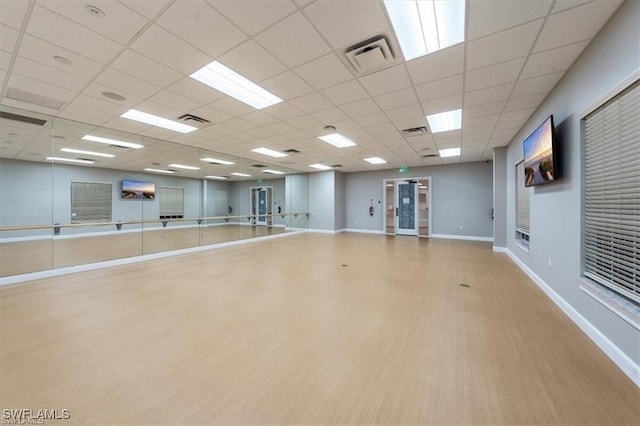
[
  {"xmin": 144, "ymin": 168, "xmax": 175, "ymax": 174},
  {"xmin": 61, "ymin": 148, "xmax": 114, "ymax": 158},
  {"xmin": 426, "ymin": 109, "xmax": 462, "ymax": 133},
  {"xmin": 46, "ymin": 157, "xmax": 94, "ymax": 164},
  {"xmin": 190, "ymin": 61, "xmax": 282, "ymax": 110},
  {"xmin": 231, "ymin": 172, "xmax": 251, "ymax": 177},
  {"xmin": 205, "ymin": 175, "xmax": 227, "ymax": 180},
  {"xmin": 263, "ymin": 169, "xmax": 285, "ymax": 175},
  {"xmin": 251, "ymin": 147, "xmax": 287, "ymax": 158},
  {"xmin": 439, "ymin": 147, "xmax": 461, "ymax": 158},
  {"xmin": 168, "ymin": 164, "xmax": 200, "ymax": 170},
  {"xmin": 384, "ymin": 0, "xmax": 465, "ymax": 61},
  {"xmin": 120, "ymin": 109, "xmax": 197, "ymax": 134},
  {"xmin": 201, "ymin": 157, "xmax": 235, "ymax": 165},
  {"xmin": 82, "ymin": 134, "xmax": 143, "ymax": 149},
  {"xmin": 318, "ymin": 133, "xmax": 356, "ymax": 148},
  {"xmin": 364, "ymin": 157, "xmax": 387, "ymax": 165},
  {"xmin": 309, "ymin": 164, "xmax": 332, "ymax": 170}
]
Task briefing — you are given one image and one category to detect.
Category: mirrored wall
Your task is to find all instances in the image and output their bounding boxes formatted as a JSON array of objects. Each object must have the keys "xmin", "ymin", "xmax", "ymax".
[{"xmin": 0, "ymin": 106, "xmax": 310, "ymax": 278}]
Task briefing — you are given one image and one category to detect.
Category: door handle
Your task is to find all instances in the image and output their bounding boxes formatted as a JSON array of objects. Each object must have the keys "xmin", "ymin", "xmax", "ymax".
[{"xmin": 395, "ymin": 207, "xmax": 398, "ymax": 217}]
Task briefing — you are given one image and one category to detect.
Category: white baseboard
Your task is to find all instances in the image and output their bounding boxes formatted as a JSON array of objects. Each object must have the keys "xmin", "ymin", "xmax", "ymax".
[
  {"xmin": 307, "ymin": 228, "xmax": 345, "ymax": 234},
  {"xmin": 343, "ymin": 228, "xmax": 385, "ymax": 235},
  {"xmin": 503, "ymin": 248, "xmax": 640, "ymax": 388},
  {"xmin": 493, "ymin": 246, "xmax": 508, "ymax": 252},
  {"xmin": 0, "ymin": 231, "xmax": 303, "ymax": 286},
  {"xmin": 431, "ymin": 233, "xmax": 494, "ymax": 242}
]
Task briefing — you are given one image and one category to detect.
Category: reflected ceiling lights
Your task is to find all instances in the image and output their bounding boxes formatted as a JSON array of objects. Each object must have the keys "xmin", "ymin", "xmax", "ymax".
[
  {"xmin": 144, "ymin": 168, "xmax": 175, "ymax": 174},
  {"xmin": 318, "ymin": 133, "xmax": 356, "ymax": 148},
  {"xmin": 426, "ymin": 109, "xmax": 462, "ymax": 133},
  {"xmin": 190, "ymin": 61, "xmax": 282, "ymax": 110},
  {"xmin": 120, "ymin": 109, "xmax": 197, "ymax": 134},
  {"xmin": 384, "ymin": 0, "xmax": 465, "ymax": 61},
  {"xmin": 310, "ymin": 164, "xmax": 332, "ymax": 170},
  {"xmin": 168, "ymin": 163, "xmax": 200, "ymax": 170},
  {"xmin": 263, "ymin": 169, "xmax": 285, "ymax": 175},
  {"xmin": 205, "ymin": 175, "xmax": 228, "ymax": 180},
  {"xmin": 82, "ymin": 134, "xmax": 144, "ymax": 149},
  {"xmin": 201, "ymin": 157, "xmax": 235, "ymax": 165},
  {"xmin": 231, "ymin": 172, "xmax": 251, "ymax": 177},
  {"xmin": 364, "ymin": 157, "xmax": 387, "ymax": 165},
  {"xmin": 438, "ymin": 147, "xmax": 461, "ymax": 158},
  {"xmin": 60, "ymin": 148, "xmax": 114, "ymax": 158},
  {"xmin": 46, "ymin": 157, "xmax": 94, "ymax": 164},
  {"xmin": 251, "ymin": 147, "xmax": 287, "ymax": 158}
]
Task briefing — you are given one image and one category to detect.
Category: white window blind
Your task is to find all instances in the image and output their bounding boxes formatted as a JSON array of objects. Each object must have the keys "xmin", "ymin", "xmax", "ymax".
[
  {"xmin": 159, "ymin": 187, "xmax": 184, "ymax": 218},
  {"xmin": 584, "ymin": 80, "xmax": 639, "ymax": 303},
  {"xmin": 70, "ymin": 182, "xmax": 112, "ymax": 223},
  {"xmin": 516, "ymin": 161, "xmax": 531, "ymax": 235}
]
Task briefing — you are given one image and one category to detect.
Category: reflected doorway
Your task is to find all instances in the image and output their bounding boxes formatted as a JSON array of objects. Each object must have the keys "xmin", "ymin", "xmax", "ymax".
[
  {"xmin": 250, "ymin": 186, "xmax": 273, "ymax": 227},
  {"xmin": 383, "ymin": 177, "xmax": 431, "ymax": 237}
]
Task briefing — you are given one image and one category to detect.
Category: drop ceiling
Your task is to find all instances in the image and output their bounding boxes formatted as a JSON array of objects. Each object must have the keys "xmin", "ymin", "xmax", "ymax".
[{"xmin": 0, "ymin": 0, "xmax": 623, "ymax": 176}]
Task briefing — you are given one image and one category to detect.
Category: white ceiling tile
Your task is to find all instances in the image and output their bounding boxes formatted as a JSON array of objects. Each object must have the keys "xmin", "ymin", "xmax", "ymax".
[
  {"xmin": 111, "ymin": 49, "xmax": 182, "ymax": 88},
  {"xmin": 261, "ymin": 71, "xmax": 314, "ymax": 100},
  {"xmin": 504, "ymin": 93, "xmax": 548, "ymax": 112},
  {"xmin": 168, "ymin": 78, "xmax": 225, "ymax": 105},
  {"xmin": 263, "ymin": 102, "xmax": 305, "ymax": 120},
  {"xmin": 0, "ymin": 1, "xmax": 28, "ymax": 29},
  {"xmin": 223, "ymin": 117, "xmax": 257, "ymax": 132},
  {"xmin": 465, "ymin": 58, "xmax": 525, "ymax": 92},
  {"xmin": 133, "ymin": 100, "xmax": 184, "ymax": 122},
  {"xmin": 374, "ymin": 88, "xmax": 418, "ymax": 110},
  {"xmin": 354, "ymin": 112, "xmax": 388, "ymax": 128},
  {"xmin": 210, "ymin": 97, "xmax": 255, "ymax": 116},
  {"xmin": 463, "ymin": 114, "xmax": 500, "ymax": 129},
  {"xmin": 368, "ymin": 122, "xmax": 397, "ymax": 136},
  {"xmin": 59, "ymin": 104, "xmax": 113, "ymax": 125},
  {"xmin": 407, "ymin": 44, "xmax": 465, "ymax": 85},
  {"xmin": 11, "ymin": 56, "xmax": 88, "ymax": 91},
  {"xmin": 26, "ymin": 6, "xmax": 121, "ymax": 63},
  {"xmin": 551, "ymin": 0, "xmax": 593, "ymax": 14},
  {"xmin": 285, "ymin": 114, "xmax": 322, "ymax": 130},
  {"xmin": 265, "ymin": 121, "xmax": 297, "ymax": 134},
  {"xmin": 0, "ymin": 24, "xmax": 19, "ymax": 53},
  {"xmin": 17, "ymin": 34, "xmax": 103, "ymax": 80},
  {"xmin": 310, "ymin": 107, "xmax": 349, "ymax": 124},
  {"xmin": 242, "ymin": 111, "xmax": 279, "ymax": 127},
  {"xmin": 415, "ymin": 74, "xmax": 463, "ymax": 103},
  {"xmin": 0, "ymin": 50, "xmax": 11, "ymax": 70},
  {"xmin": 293, "ymin": 53, "xmax": 353, "ymax": 90},
  {"xmin": 293, "ymin": 0, "xmax": 315, "ymax": 8},
  {"xmin": 494, "ymin": 120, "xmax": 524, "ymax": 132},
  {"xmin": 219, "ymin": 40, "xmax": 286, "ymax": 83},
  {"xmin": 157, "ymin": 0, "xmax": 246, "ymax": 58},
  {"xmin": 511, "ymin": 71, "xmax": 563, "ymax": 98},
  {"xmin": 463, "ymin": 101, "xmax": 507, "ymax": 119},
  {"xmin": 130, "ymin": 24, "xmax": 210, "ymax": 74},
  {"xmin": 358, "ymin": 65, "xmax": 411, "ymax": 96},
  {"xmin": 392, "ymin": 117, "xmax": 428, "ymax": 132},
  {"xmin": 73, "ymin": 89, "xmax": 139, "ymax": 114},
  {"xmin": 534, "ymin": 1, "xmax": 622, "ymax": 52},
  {"xmin": 464, "ymin": 83, "xmax": 514, "ymax": 107},
  {"xmin": 119, "ymin": 0, "xmax": 171, "ymax": 19},
  {"xmin": 463, "ymin": 124, "xmax": 496, "ymax": 136},
  {"xmin": 290, "ymin": 92, "xmax": 333, "ymax": 113},
  {"xmin": 255, "ymin": 12, "xmax": 330, "ymax": 68},
  {"xmin": 340, "ymin": 98, "xmax": 381, "ymax": 118},
  {"xmin": 38, "ymin": 0, "xmax": 148, "ymax": 45},
  {"xmin": 467, "ymin": 20, "xmax": 543, "ymax": 70},
  {"xmin": 521, "ymin": 40, "xmax": 590, "ymax": 79},
  {"xmin": 384, "ymin": 104, "xmax": 423, "ymax": 122},
  {"xmin": 7, "ymin": 73, "xmax": 76, "ymax": 105},
  {"xmin": 499, "ymin": 108, "xmax": 536, "ymax": 123},
  {"xmin": 190, "ymin": 105, "xmax": 233, "ymax": 123},
  {"xmin": 96, "ymin": 68, "xmax": 160, "ymax": 99},
  {"xmin": 468, "ymin": 0, "xmax": 552, "ymax": 40},
  {"xmin": 421, "ymin": 95, "xmax": 462, "ymax": 115},
  {"xmin": 302, "ymin": 0, "xmax": 388, "ymax": 49},
  {"xmin": 209, "ymin": 0, "xmax": 296, "ymax": 36},
  {"xmin": 147, "ymin": 90, "xmax": 201, "ymax": 115}
]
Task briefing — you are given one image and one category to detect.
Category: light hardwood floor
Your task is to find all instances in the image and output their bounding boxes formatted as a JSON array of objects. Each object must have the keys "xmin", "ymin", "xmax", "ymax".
[{"xmin": 0, "ymin": 233, "xmax": 638, "ymax": 425}]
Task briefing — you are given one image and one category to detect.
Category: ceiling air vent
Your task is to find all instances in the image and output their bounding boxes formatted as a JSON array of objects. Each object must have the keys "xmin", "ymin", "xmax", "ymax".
[
  {"xmin": 252, "ymin": 164, "xmax": 267, "ymax": 168},
  {"xmin": 5, "ymin": 88, "xmax": 65, "ymax": 110},
  {"xmin": 0, "ymin": 111, "xmax": 48, "ymax": 126},
  {"xmin": 283, "ymin": 148, "xmax": 301, "ymax": 154},
  {"xmin": 402, "ymin": 126, "xmax": 429, "ymax": 136},
  {"xmin": 330, "ymin": 164, "xmax": 343, "ymax": 168},
  {"xmin": 421, "ymin": 154, "xmax": 439, "ymax": 158},
  {"xmin": 345, "ymin": 36, "xmax": 395, "ymax": 75},
  {"xmin": 177, "ymin": 113, "xmax": 210, "ymax": 124}
]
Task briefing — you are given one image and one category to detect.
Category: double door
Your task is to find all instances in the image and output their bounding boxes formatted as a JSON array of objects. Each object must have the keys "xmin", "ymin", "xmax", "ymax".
[
  {"xmin": 385, "ymin": 178, "xmax": 430, "ymax": 237},
  {"xmin": 250, "ymin": 187, "xmax": 272, "ymax": 226}
]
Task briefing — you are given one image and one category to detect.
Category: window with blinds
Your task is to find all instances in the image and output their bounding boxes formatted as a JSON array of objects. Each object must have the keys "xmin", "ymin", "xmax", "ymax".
[
  {"xmin": 70, "ymin": 182, "xmax": 112, "ymax": 223},
  {"xmin": 583, "ymin": 80, "xmax": 639, "ymax": 304},
  {"xmin": 515, "ymin": 161, "xmax": 531, "ymax": 248},
  {"xmin": 159, "ymin": 187, "xmax": 184, "ymax": 219}
]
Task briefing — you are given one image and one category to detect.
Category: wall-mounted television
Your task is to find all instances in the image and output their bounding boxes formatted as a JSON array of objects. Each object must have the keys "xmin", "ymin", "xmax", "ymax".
[
  {"xmin": 523, "ymin": 115, "xmax": 558, "ymax": 187},
  {"xmin": 122, "ymin": 180, "xmax": 155, "ymax": 199}
]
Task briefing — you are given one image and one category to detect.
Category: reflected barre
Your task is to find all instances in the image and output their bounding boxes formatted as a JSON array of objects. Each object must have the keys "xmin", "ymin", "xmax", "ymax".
[{"xmin": 0, "ymin": 212, "xmax": 311, "ymax": 234}]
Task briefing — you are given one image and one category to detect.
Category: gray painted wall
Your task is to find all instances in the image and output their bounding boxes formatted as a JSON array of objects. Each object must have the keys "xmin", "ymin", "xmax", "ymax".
[
  {"xmin": 308, "ymin": 171, "xmax": 335, "ymax": 231},
  {"xmin": 503, "ymin": 1, "xmax": 639, "ymax": 363},
  {"xmin": 345, "ymin": 162, "xmax": 493, "ymax": 238},
  {"xmin": 334, "ymin": 171, "xmax": 346, "ymax": 231},
  {"xmin": 493, "ymin": 147, "xmax": 507, "ymax": 248}
]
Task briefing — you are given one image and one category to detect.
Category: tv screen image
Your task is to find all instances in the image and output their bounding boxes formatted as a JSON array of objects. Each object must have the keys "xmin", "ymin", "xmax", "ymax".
[
  {"xmin": 122, "ymin": 180, "xmax": 155, "ymax": 199},
  {"xmin": 523, "ymin": 115, "xmax": 557, "ymax": 187}
]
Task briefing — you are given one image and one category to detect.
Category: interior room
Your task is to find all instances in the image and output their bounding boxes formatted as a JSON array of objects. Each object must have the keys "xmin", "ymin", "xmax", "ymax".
[{"xmin": 0, "ymin": 0, "xmax": 638, "ymax": 424}]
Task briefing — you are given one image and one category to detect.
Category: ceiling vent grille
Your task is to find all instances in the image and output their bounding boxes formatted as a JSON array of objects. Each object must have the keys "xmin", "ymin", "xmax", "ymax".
[
  {"xmin": 330, "ymin": 164, "xmax": 343, "ymax": 168},
  {"xmin": 5, "ymin": 88, "xmax": 65, "ymax": 110},
  {"xmin": 252, "ymin": 164, "xmax": 267, "ymax": 168},
  {"xmin": 177, "ymin": 113, "xmax": 210, "ymax": 124},
  {"xmin": 421, "ymin": 154, "xmax": 439, "ymax": 158},
  {"xmin": 345, "ymin": 36, "xmax": 395, "ymax": 75},
  {"xmin": 283, "ymin": 148, "xmax": 301, "ymax": 154},
  {"xmin": 402, "ymin": 126, "xmax": 429, "ymax": 136},
  {"xmin": 0, "ymin": 111, "xmax": 48, "ymax": 126}
]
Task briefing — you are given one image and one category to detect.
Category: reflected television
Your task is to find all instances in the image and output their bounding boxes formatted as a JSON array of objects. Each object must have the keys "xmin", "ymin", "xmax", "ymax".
[
  {"xmin": 122, "ymin": 180, "xmax": 155, "ymax": 199},
  {"xmin": 523, "ymin": 115, "xmax": 558, "ymax": 187}
]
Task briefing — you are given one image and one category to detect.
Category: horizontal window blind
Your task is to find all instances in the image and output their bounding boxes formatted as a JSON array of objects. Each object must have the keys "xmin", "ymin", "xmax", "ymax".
[
  {"xmin": 70, "ymin": 182, "xmax": 112, "ymax": 223},
  {"xmin": 159, "ymin": 187, "xmax": 184, "ymax": 218},
  {"xmin": 584, "ymin": 80, "xmax": 639, "ymax": 303},
  {"xmin": 516, "ymin": 161, "xmax": 531, "ymax": 235}
]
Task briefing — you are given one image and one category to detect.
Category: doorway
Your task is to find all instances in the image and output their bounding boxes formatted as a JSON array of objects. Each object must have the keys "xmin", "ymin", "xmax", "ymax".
[
  {"xmin": 383, "ymin": 177, "xmax": 431, "ymax": 237},
  {"xmin": 250, "ymin": 187, "xmax": 273, "ymax": 226}
]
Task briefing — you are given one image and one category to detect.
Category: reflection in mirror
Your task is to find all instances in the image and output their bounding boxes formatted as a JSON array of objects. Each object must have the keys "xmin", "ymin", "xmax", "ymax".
[
  {"xmin": 418, "ymin": 179, "xmax": 430, "ymax": 237},
  {"xmin": 384, "ymin": 180, "xmax": 396, "ymax": 235}
]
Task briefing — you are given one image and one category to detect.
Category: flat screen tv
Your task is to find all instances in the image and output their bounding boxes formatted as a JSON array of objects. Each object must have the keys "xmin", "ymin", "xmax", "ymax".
[
  {"xmin": 523, "ymin": 115, "xmax": 558, "ymax": 187},
  {"xmin": 122, "ymin": 180, "xmax": 155, "ymax": 199}
]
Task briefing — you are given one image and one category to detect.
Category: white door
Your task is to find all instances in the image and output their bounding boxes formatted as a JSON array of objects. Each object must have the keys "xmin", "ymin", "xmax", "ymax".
[
  {"xmin": 256, "ymin": 188, "xmax": 267, "ymax": 225},
  {"xmin": 396, "ymin": 182, "xmax": 418, "ymax": 236}
]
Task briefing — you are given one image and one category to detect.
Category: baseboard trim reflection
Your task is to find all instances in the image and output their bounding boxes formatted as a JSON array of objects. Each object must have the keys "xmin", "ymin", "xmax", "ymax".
[
  {"xmin": 431, "ymin": 234, "xmax": 494, "ymax": 242},
  {"xmin": 0, "ymin": 231, "xmax": 303, "ymax": 286}
]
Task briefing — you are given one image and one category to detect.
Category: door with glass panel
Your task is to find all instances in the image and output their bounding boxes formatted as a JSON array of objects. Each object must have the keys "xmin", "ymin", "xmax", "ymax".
[{"xmin": 396, "ymin": 181, "xmax": 418, "ymax": 235}]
